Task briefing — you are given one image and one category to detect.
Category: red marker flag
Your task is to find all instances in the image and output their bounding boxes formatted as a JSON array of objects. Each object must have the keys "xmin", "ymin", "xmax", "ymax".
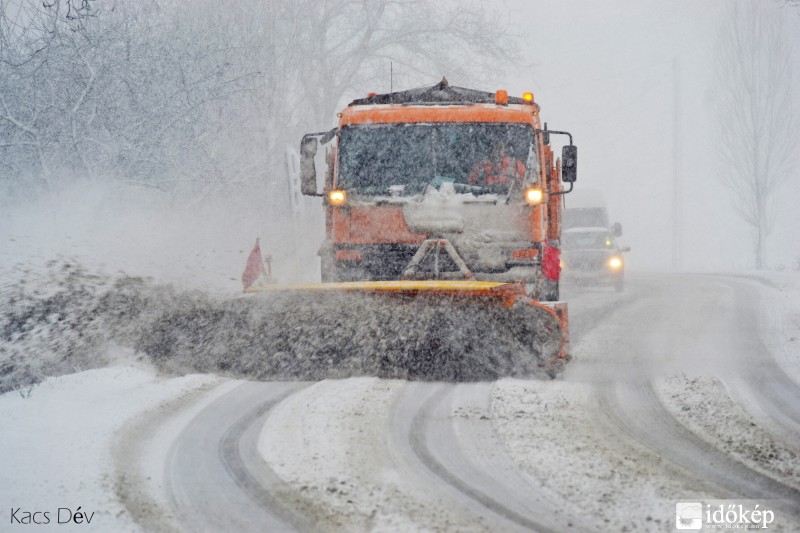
[{"xmin": 242, "ymin": 239, "xmax": 267, "ymax": 290}]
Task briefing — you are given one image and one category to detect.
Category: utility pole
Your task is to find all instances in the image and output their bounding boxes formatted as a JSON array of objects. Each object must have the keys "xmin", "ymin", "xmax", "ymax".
[{"xmin": 672, "ymin": 56, "xmax": 681, "ymax": 271}]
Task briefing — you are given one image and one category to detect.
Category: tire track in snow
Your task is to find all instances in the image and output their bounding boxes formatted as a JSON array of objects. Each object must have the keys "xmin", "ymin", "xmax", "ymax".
[
  {"xmin": 595, "ymin": 380, "xmax": 800, "ymax": 522},
  {"xmin": 393, "ymin": 382, "xmax": 582, "ymax": 532},
  {"xmin": 114, "ymin": 377, "xmax": 237, "ymax": 533},
  {"xmin": 258, "ymin": 378, "xmax": 497, "ymax": 531},
  {"xmin": 165, "ymin": 381, "xmax": 313, "ymax": 532},
  {"xmin": 718, "ymin": 277, "xmax": 800, "ymax": 449},
  {"xmin": 218, "ymin": 382, "xmax": 316, "ymax": 531},
  {"xmin": 571, "ymin": 274, "xmax": 800, "ymax": 527},
  {"xmin": 562, "ymin": 277, "xmax": 642, "ymax": 346}
]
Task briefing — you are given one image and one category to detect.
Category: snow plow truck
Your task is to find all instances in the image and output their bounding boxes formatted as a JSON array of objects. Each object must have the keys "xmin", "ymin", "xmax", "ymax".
[{"xmin": 243, "ymin": 79, "xmax": 578, "ymax": 380}]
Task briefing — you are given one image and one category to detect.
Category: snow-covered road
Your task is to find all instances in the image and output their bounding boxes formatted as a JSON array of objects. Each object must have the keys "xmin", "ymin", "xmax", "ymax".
[{"xmin": 3, "ymin": 273, "xmax": 800, "ymax": 531}]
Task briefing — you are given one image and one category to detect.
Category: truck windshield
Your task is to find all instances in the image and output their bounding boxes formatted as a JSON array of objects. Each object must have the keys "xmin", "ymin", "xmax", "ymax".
[
  {"xmin": 563, "ymin": 207, "xmax": 609, "ymax": 229},
  {"xmin": 563, "ymin": 232, "xmax": 615, "ymax": 250},
  {"xmin": 337, "ymin": 123, "xmax": 535, "ymax": 196}
]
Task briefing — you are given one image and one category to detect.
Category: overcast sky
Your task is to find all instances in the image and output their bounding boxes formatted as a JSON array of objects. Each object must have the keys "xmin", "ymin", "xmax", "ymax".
[{"xmin": 484, "ymin": 0, "xmax": 800, "ymax": 271}]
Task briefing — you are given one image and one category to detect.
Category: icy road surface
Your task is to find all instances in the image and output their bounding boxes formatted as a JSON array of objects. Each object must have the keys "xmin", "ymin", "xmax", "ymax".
[{"xmin": 3, "ymin": 273, "xmax": 800, "ymax": 531}]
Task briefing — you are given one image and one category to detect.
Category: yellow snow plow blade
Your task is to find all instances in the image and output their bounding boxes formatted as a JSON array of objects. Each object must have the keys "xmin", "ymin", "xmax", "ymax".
[
  {"xmin": 246, "ymin": 280, "xmax": 523, "ymax": 307},
  {"xmin": 247, "ymin": 279, "xmax": 511, "ymax": 292}
]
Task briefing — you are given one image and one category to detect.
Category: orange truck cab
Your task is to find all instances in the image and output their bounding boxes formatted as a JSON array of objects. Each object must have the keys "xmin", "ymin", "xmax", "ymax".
[{"xmin": 299, "ymin": 79, "xmax": 577, "ymax": 302}]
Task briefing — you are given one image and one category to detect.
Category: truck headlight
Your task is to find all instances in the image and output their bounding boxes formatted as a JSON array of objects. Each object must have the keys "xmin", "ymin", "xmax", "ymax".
[
  {"xmin": 329, "ymin": 189, "xmax": 346, "ymax": 205},
  {"xmin": 608, "ymin": 256, "xmax": 623, "ymax": 269},
  {"xmin": 525, "ymin": 187, "xmax": 543, "ymax": 205}
]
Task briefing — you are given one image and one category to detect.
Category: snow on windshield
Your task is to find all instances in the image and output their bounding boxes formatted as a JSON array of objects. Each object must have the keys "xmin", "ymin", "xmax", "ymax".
[{"xmin": 337, "ymin": 123, "xmax": 536, "ymax": 196}]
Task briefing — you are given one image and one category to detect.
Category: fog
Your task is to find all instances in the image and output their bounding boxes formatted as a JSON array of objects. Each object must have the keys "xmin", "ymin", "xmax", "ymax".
[
  {"xmin": 2, "ymin": 0, "xmax": 799, "ymax": 284},
  {"xmin": 495, "ymin": 0, "xmax": 800, "ymax": 272}
]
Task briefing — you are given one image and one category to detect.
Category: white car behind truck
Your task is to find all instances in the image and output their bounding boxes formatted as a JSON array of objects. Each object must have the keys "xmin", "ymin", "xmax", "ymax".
[{"xmin": 561, "ymin": 189, "xmax": 630, "ymax": 292}]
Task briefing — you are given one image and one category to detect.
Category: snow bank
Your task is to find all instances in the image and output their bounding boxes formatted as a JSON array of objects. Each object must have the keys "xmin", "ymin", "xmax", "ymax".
[
  {"xmin": 656, "ymin": 375, "xmax": 800, "ymax": 490},
  {"xmin": 0, "ymin": 361, "xmax": 217, "ymax": 531},
  {"xmin": 754, "ymin": 272, "xmax": 800, "ymax": 382}
]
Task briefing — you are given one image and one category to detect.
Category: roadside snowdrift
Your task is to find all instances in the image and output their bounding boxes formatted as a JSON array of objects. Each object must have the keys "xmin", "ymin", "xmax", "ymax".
[{"xmin": 0, "ymin": 363, "xmax": 217, "ymax": 532}]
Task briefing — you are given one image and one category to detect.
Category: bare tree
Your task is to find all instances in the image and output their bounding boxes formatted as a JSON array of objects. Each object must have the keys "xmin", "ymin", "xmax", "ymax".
[
  {"xmin": 714, "ymin": 1, "xmax": 798, "ymax": 269},
  {"xmin": 292, "ymin": 0, "xmax": 521, "ymax": 127},
  {"xmin": 0, "ymin": 0, "xmax": 521, "ymax": 202},
  {"xmin": 0, "ymin": 0, "xmax": 260, "ymax": 194},
  {"xmin": 183, "ymin": 0, "xmax": 522, "ymax": 184}
]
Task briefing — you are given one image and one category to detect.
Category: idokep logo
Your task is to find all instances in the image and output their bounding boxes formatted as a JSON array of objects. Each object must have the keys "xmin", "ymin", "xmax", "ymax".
[
  {"xmin": 674, "ymin": 500, "xmax": 778, "ymax": 530},
  {"xmin": 675, "ymin": 502, "xmax": 703, "ymax": 530}
]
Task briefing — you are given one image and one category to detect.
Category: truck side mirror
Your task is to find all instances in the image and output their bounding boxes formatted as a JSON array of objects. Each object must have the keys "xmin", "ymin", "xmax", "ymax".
[
  {"xmin": 561, "ymin": 145, "xmax": 577, "ymax": 183},
  {"xmin": 611, "ymin": 222, "xmax": 622, "ymax": 237},
  {"xmin": 300, "ymin": 135, "xmax": 319, "ymax": 196},
  {"xmin": 320, "ymin": 128, "xmax": 336, "ymax": 145},
  {"xmin": 620, "ymin": 246, "xmax": 631, "ymax": 253}
]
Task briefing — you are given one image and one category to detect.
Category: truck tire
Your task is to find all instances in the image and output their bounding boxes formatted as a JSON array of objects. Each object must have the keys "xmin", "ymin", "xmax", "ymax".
[{"xmin": 541, "ymin": 278, "xmax": 560, "ymax": 301}]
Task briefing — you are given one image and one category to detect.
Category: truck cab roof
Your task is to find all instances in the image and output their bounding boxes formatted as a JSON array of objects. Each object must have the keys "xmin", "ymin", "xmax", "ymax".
[{"xmin": 349, "ymin": 77, "xmax": 534, "ymax": 107}]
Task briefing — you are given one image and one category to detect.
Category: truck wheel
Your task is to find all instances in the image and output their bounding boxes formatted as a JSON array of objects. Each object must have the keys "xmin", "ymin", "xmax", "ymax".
[{"xmin": 541, "ymin": 278, "xmax": 560, "ymax": 301}]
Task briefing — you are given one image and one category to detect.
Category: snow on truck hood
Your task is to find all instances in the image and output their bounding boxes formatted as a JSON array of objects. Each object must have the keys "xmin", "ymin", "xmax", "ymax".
[{"xmin": 401, "ymin": 185, "xmax": 499, "ymax": 234}]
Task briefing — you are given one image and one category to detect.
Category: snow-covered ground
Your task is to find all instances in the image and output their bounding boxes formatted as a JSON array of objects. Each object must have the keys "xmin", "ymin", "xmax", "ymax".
[
  {"xmin": 0, "ymin": 356, "xmax": 218, "ymax": 531},
  {"xmin": 755, "ymin": 273, "xmax": 800, "ymax": 379},
  {"xmin": 1, "ymin": 272, "xmax": 798, "ymax": 531},
  {"xmin": 2, "ymin": 190, "xmax": 800, "ymax": 531}
]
